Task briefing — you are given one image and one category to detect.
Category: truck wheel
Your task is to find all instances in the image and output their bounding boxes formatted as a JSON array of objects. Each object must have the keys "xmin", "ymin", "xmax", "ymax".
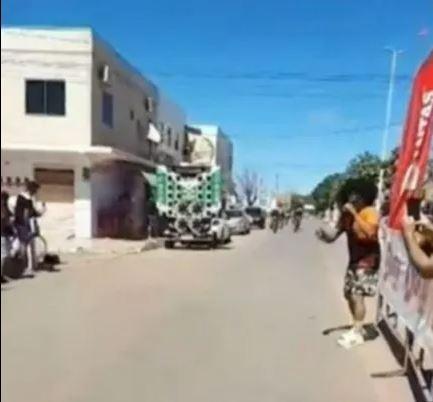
[{"xmin": 165, "ymin": 240, "xmax": 175, "ymax": 249}]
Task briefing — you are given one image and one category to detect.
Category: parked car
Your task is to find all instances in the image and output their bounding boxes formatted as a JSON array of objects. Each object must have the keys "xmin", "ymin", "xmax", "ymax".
[
  {"xmin": 245, "ymin": 206, "xmax": 266, "ymax": 229},
  {"xmin": 211, "ymin": 216, "xmax": 232, "ymax": 245},
  {"xmin": 165, "ymin": 216, "xmax": 231, "ymax": 249},
  {"xmin": 225, "ymin": 209, "xmax": 251, "ymax": 235}
]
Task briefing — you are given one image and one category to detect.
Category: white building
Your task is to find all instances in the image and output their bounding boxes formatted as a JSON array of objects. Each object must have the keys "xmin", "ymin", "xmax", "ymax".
[
  {"xmin": 1, "ymin": 27, "xmax": 185, "ymax": 245},
  {"xmin": 186, "ymin": 125, "xmax": 234, "ymax": 194}
]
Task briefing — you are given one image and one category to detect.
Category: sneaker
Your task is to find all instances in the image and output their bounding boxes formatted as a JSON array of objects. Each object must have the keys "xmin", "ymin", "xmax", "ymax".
[
  {"xmin": 337, "ymin": 329, "xmax": 365, "ymax": 349},
  {"xmin": 22, "ymin": 271, "xmax": 35, "ymax": 279}
]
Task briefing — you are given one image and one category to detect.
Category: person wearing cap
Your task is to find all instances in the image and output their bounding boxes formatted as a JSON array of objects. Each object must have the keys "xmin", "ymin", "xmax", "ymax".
[{"xmin": 14, "ymin": 181, "xmax": 41, "ymax": 277}]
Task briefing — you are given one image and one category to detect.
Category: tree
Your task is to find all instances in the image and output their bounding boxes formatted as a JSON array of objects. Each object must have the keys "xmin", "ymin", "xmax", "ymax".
[
  {"xmin": 383, "ymin": 147, "xmax": 400, "ymax": 192},
  {"xmin": 311, "ymin": 173, "xmax": 344, "ymax": 212},
  {"xmin": 310, "ymin": 149, "xmax": 403, "ymax": 213},
  {"xmin": 238, "ymin": 169, "xmax": 260, "ymax": 206},
  {"xmin": 345, "ymin": 151, "xmax": 382, "ymax": 181}
]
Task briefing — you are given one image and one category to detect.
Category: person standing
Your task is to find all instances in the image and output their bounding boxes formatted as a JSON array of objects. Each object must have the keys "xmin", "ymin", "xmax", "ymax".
[
  {"xmin": 403, "ymin": 219, "xmax": 433, "ymax": 279},
  {"xmin": 317, "ymin": 179, "xmax": 380, "ymax": 349},
  {"xmin": 14, "ymin": 181, "xmax": 41, "ymax": 277},
  {"xmin": 1, "ymin": 191, "xmax": 14, "ymax": 283}
]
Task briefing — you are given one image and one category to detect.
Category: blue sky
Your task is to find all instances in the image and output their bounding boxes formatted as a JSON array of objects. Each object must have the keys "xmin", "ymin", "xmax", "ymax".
[{"xmin": 2, "ymin": 0, "xmax": 433, "ymax": 193}]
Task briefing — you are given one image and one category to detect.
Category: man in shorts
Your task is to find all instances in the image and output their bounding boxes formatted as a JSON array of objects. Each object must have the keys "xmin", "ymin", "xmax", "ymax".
[{"xmin": 317, "ymin": 179, "xmax": 380, "ymax": 349}]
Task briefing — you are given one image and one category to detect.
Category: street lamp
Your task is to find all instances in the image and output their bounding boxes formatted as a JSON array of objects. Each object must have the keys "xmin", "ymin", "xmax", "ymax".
[{"xmin": 377, "ymin": 47, "xmax": 404, "ymax": 207}]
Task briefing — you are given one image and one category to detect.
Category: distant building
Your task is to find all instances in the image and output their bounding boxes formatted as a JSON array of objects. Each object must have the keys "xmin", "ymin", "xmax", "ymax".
[
  {"xmin": 186, "ymin": 125, "xmax": 234, "ymax": 194},
  {"xmin": 1, "ymin": 27, "xmax": 183, "ymax": 244}
]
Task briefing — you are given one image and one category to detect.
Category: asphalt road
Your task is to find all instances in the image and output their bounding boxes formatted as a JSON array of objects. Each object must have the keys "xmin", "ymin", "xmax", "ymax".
[{"xmin": 1, "ymin": 219, "xmax": 413, "ymax": 402}]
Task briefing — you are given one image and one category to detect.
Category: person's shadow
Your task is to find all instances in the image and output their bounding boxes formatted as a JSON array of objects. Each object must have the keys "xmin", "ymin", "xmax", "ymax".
[{"xmin": 322, "ymin": 322, "xmax": 380, "ymax": 341}]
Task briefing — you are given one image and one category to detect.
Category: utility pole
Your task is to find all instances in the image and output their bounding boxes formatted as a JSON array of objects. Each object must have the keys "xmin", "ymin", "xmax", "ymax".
[{"xmin": 377, "ymin": 47, "xmax": 403, "ymax": 207}]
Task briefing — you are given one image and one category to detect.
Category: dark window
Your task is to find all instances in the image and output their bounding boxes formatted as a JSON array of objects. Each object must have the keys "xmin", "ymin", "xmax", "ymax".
[
  {"xmin": 167, "ymin": 127, "xmax": 172, "ymax": 147},
  {"xmin": 174, "ymin": 135, "xmax": 179, "ymax": 151},
  {"xmin": 227, "ymin": 210, "xmax": 243, "ymax": 218},
  {"xmin": 144, "ymin": 96, "xmax": 153, "ymax": 112},
  {"xmin": 26, "ymin": 81, "xmax": 45, "ymax": 114},
  {"xmin": 46, "ymin": 81, "xmax": 65, "ymax": 115},
  {"xmin": 130, "ymin": 109, "xmax": 135, "ymax": 121},
  {"xmin": 102, "ymin": 92, "xmax": 113, "ymax": 128},
  {"xmin": 26, "ymin": 80, "xmax": 65, "ymax": 116}
]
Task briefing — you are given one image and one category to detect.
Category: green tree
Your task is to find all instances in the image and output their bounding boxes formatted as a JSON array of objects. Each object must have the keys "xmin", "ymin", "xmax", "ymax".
[
  {"xmin": 310, "ymin": 148, "xmax": 401, "ymax": 212},
  {"xmin": 345, "ymin": 152, "xmax": 382, "ymax": 181},
  {"xmin": 311, "ymin": 173, "xmax": 344, "ymax": 212}
]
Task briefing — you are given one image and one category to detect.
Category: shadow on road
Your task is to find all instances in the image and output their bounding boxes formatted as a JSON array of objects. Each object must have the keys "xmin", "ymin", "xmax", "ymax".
[
  {"xmin": 174, "ymin": 245, "xmax": 235, "ymax": 252},
  {"xmin": 322, "ymin": 322, "xmax": 380, "ymax": 341}
]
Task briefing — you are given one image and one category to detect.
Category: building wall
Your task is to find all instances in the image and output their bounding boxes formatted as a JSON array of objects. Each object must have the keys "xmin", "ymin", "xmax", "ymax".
[
  {"xmin": 0, "ymin": 148, "xmax": 93, "ymax": 244},
  {"xmin": 191, "ymin": 125, "xmax": 234, "ymax": 192},
  {"xmin": 1, "ymin": 27, "xmax": 192, "ymax": 241},
  {"xmin": 1, "ymin": 28, "xmax": 93, "ymax": 148},
  {"xmin": 91, "ymin": 35, "xmax": 159, "ymax": 159},
  {"xmin": 216, "ymin": 130, "xmax": 234, "ymax": 191},
  {"xmin": 157, "ymin": 92, "xmax": 186, "ymax": 165}
]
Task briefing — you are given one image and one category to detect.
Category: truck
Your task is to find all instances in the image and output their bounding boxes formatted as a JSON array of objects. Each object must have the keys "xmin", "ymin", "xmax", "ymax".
[{"xmin": 154, "ymin": 164, "xmax": 231, "ymax": 249}]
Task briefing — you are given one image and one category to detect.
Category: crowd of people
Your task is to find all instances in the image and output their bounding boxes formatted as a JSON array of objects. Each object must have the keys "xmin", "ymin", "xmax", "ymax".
[
  {"xmin": 316, "ymin": 178, "xmax": 433, "ymax": 349},
  {"xmin": 1, "ymin": 181, "xmax": 45, "ymax": 283}
]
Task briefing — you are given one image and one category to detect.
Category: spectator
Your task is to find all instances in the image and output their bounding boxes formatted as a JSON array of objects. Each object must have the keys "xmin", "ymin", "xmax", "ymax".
[
  {"xmin": 14, "ymin": 181, "xmax": 41, "ymax": 277},
  {"xmin": 403, "ymin": 219, "xmax": 433, "ymax": 279},
  {"xmin": 317, "ymin": 178, "xmax": 380, "ymax": 349},
  {"xmin": 148, "ymin": 198, "xmax": 159, "ymax": 238},
  {"xmin": 1, "ymin": 191, "xmax": 14, "ymax": 283}
]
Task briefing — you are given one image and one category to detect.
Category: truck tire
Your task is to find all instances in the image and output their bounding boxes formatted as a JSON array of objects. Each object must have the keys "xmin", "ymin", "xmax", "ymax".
[{"xmin": 165, "ymin": 240, "xmax": 175, "ymax": 249}]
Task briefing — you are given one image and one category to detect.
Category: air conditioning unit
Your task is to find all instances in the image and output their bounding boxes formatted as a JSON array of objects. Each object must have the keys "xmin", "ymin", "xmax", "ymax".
[{"xmin": 98, "ymin": 64, "xmax": 111, "ymax": 85}]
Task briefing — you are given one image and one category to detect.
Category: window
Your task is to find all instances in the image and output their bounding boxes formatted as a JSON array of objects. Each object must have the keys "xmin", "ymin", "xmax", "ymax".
[
  {"xmin": 26, "ymin": 80, "xmax": 65, "ymax": 116},
  {"xmin": 167, "ymin": 127, "xmax": 172, "ymax": 147},
  {"xmin": 102, "ymin": 92, "xmax": 113, "ymax": 128},
  {"xmin": 130, "ymin": 109, "xmax": 135, "ymax": 121},
  {"xmin": 174, "ymin": 135, "xmax": 179, "ymax": 151},
  {"xmin": 144, "ymin": 96, "xmax": 153, "ymax": 112}
]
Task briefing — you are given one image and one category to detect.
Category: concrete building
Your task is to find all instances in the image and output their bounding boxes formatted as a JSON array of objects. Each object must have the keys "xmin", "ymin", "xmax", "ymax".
[
  {"xmin": 157, "ymin": 93, "xmax": 187, "ymax": 167},
  {"xmin": 1, "ymin": 27, "xmax": 184, "ymax": 245},
  {"xmin": 186, "ymin": 125, "xmax": 234, "ymax": 193}
]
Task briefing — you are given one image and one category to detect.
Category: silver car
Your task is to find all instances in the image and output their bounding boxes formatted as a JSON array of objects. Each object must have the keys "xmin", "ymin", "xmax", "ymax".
[{"xmin": 225, "ymin": 209, "xmax": 251, "ymax": 235}]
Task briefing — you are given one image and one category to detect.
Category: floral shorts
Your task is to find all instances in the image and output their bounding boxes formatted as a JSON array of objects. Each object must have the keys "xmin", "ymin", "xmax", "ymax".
[{"xmin": 344, "ymin": 266, "xmax": 378, "ymax": 299}]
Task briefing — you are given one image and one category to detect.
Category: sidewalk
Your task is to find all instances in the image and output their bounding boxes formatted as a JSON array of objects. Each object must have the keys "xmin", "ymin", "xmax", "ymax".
[{"xmin": 60, "ymin": 237, "xmax": 162, "ymax": 256}]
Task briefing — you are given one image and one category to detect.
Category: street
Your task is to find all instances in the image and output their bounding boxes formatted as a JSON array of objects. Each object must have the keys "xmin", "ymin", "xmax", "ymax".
[{"xmin": 2, "ymin": 219, "xmax": 413, "ymax": 402}]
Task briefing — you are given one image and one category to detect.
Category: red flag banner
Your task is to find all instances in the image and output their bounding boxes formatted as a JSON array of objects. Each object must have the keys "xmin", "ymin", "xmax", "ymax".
[{"xmin": 389, "ymin": 52, "xmax": 433, "ymax": 230}]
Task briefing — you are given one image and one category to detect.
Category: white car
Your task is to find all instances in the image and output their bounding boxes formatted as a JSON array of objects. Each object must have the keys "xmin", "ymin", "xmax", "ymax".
[
  {"xmin": 164, "ymin": 216, "xmax": 231, "ymax": 249},
  {"xmin": 225, "ymin": 209, "xmax": 251, "ymax": 235},
  {"xmin": 210, "ymin": 217, "xmax": 232, "ymax": 245}
]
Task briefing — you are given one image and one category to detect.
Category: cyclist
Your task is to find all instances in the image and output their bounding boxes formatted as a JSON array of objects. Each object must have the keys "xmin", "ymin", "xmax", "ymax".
[{"xmin": 292, "ymin": 206, "xmax": 304, "ymax": 232}]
